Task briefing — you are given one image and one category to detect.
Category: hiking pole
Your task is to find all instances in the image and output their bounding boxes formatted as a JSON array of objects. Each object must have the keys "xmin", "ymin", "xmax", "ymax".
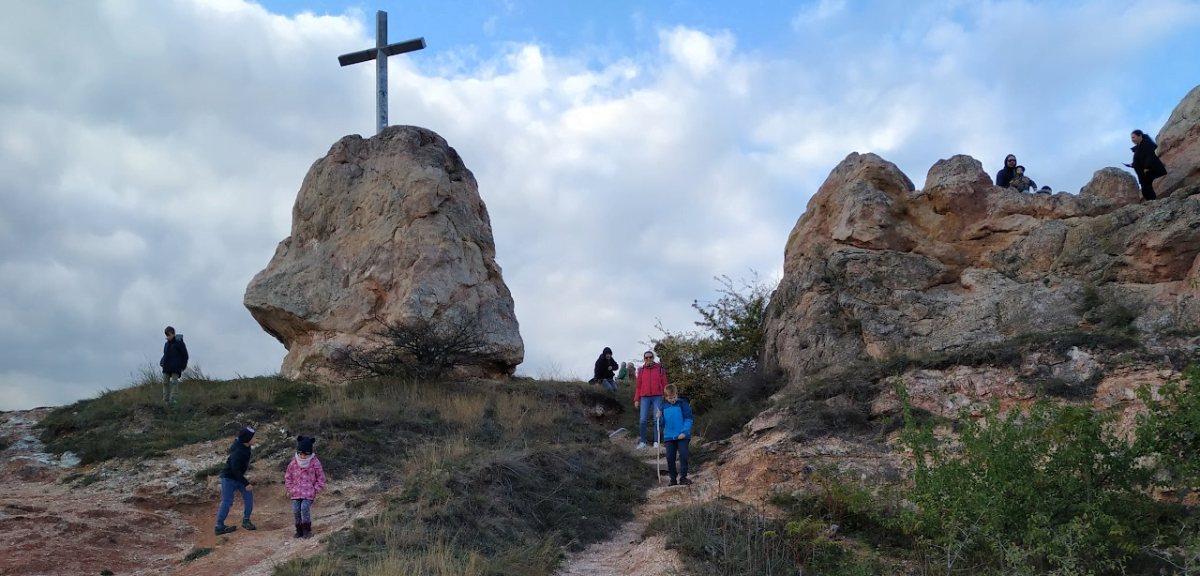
[{"xmin": 655, "ymin": 413, "xmax": 663, "ymax": 485}]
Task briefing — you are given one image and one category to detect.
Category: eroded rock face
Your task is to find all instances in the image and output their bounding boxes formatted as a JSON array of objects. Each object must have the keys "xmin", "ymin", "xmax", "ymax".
[
  {"xmin": 245, "ymin": 126, "xmax": 524, "ymax": 381},
  {"xmin": 764, "ymin": 148, "xmax": 1200, "ymax": 385},
  {"xmin": 1157, "ymin": 84, "xmax": 1200, "ymax": 197}
]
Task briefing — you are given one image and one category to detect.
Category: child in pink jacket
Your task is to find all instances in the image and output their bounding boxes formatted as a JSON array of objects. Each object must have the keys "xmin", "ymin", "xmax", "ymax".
[{"xmin": 285, "ymin": 435, "xmax": 326, "ymax": 538}]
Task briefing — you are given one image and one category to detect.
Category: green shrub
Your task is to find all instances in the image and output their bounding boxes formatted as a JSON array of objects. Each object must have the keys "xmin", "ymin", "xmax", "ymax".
[
  {"xmin": 897, "ymin": 382, "xmax": 1195, "ymax": 575},
  {"xmin": 1134, "ymin": 364, "xmax": 1200, "ymax": 503}
]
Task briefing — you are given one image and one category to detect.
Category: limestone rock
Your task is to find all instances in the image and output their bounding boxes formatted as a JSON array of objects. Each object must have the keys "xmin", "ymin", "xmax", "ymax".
[
  {"xmin": 1156, "ymin": 84, "xmax": 1200, "ymax": 197},
  {"xmin": 245, "ymin": 126, "xmax": 524, "ymax": 381},
  {"xmin": 764, "ymin": 143, "xmax": 1200, "ymax": 384},
  {"xmin": 1079, "ymin": 167, "xmax": 1141, "ymax": 205}
]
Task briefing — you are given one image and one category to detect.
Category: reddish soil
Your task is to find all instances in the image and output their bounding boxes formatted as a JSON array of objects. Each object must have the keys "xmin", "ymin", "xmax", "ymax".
[{"xmin": 0, "ymin": 410, "xmax": 379, "ymax": 576}]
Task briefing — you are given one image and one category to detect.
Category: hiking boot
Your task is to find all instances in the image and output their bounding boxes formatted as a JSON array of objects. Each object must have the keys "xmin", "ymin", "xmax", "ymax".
[
  {"xmin": 294, "ymin": 523, "xmax": 303, "ymax": 538},
  {"xmin": 302, "ymin": 521, "xmax": 313, "ymax": 538},
  {"xmin": 636, "ymin": 442, "xmax": 646, "ymax": 449},
  {"xmin": 668, "ymin": 478, "xmax": 678, "ymax": 486},
  {"xmin": 241, "ymin": 519, "xmax": 257, "ymax": 531},
  {"xmin": 214, "ymin": 525, "xmax": 237, "ymax": 535},
  {"xmin": 679, "ymin": 477, "xmax": 692, "ymax": 486}
]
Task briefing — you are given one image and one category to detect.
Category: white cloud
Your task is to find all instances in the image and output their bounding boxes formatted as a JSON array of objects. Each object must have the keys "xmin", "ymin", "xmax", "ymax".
[{"xmin": 1, "ymin": 0, "xmax": 1199, "ymax": 409}]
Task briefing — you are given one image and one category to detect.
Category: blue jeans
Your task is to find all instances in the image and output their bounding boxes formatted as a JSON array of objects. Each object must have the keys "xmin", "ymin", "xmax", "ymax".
[
  {"xmin": 599, "ymin": 378, "xmax": 616, "ymax": 392},
  {"xmin": 292, "ymin": 498, "xmax": 313, "ymax": 523},
  {"xmin": 665, "ymin": 438, "xmax": 690, "ymax": 480},
  {"xmin": 638, "ymin": 395, "xmax": 663, "ymax": 444},
  {"xmin": 216, "ymin": 477, "xmax": 253, "ymax": 528}
]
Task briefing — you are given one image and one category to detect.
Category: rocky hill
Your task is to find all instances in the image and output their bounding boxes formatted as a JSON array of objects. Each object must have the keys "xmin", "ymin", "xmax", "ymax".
[{"xmin": 713, "ymin": 84, "xmax": 1200, "ymax": 506}]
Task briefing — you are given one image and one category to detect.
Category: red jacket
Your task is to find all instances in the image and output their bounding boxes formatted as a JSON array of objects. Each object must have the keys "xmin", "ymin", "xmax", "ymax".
[{"xmin": 635, "ymin": 363, "xmax": 668, "ymax": 401}]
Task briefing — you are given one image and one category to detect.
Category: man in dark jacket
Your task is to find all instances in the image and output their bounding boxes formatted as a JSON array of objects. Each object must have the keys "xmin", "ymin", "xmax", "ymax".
[
  {"xmin": 593, "ymin": 347, "xmax": 619, "ymax": 392},
  {"xmin": 215, "ymin": 427, "xmax": 257, "ymax": 535},
  {"xmin": 160, "ymin": 326, "xmax": 189, "ymax": 404}
]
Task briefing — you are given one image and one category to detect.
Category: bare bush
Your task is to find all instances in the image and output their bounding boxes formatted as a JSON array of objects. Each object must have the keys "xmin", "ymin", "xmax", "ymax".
[{"xmin": 333, "ymin": 311, "xmax": 496, "ymax": 380}]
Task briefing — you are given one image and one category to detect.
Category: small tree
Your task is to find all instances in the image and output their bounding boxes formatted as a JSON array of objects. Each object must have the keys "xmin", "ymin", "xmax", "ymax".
[
  {"xmin": 334, "ymin": 311, "xmax": 495, "ymax": 380},
  {"xmin": 651, "ymin": 273, "xmax": 773, "ymax": 411}
]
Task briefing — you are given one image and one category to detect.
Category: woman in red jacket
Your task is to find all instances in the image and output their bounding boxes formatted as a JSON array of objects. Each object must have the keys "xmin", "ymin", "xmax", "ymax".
[{"xmin": 634, "ymin": 350, "xmax": 668, "ymax": 449}]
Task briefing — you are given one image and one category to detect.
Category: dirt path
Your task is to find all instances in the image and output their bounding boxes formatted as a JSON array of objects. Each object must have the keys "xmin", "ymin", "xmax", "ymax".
[
  {"xmin": 554, "ymin": 437, "xmax": 718, "ymax": 576},
  {"xmin": 0, "ymin": 410, "xmax": 380, "ymax": 576}
]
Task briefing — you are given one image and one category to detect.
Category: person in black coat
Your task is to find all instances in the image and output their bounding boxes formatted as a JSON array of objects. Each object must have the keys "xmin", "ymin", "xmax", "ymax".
[
  {"xmin": 159, "ymin": 326, "xmax": 189, "ymax": 404},
  {"xmin": 593, "ymin": 347, "xmax": 619, "ymax": 392},
  {"xmin": 995, "ymin": 154, "xmax": 1018, "ymax": 187},
  {"xmin": 1125, "ymin": 129, "xmax": 1168, "ymax": 201},
  {"xmin": 215, "ymin": 427, "xmax": 257, "ymax": 535}
]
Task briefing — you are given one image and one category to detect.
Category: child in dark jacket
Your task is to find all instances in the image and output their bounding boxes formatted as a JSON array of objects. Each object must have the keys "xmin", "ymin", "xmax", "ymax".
[
  {"xmin": 657, "ymin": 384, "xmax": 694, "ymax": 486},
  {"xmin": 215, "ymin": 427, "xmax": 256, "ymax": 535},
  {"xmin": 285, "ymin": 436, "xmax": 327, "ymax": 538}
]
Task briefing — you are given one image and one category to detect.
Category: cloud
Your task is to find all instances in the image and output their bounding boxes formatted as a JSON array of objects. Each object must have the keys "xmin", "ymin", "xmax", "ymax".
[{"xmin": 1, "ymin": 0, "xmax": 1199, "ymax": 409}]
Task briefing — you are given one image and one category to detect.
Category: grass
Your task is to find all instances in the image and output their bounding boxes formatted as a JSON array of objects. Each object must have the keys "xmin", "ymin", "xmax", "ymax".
[
  {"xmin": 37, "ymin": 372, "xmax": 322, "ymax": 465},
  {"xmin": 38, "ymin": 368, "xmax": 652, "ymax": 576},
  {"xmin": 273, "ymin": 377, "xmax": 651, "ymax": 576}
]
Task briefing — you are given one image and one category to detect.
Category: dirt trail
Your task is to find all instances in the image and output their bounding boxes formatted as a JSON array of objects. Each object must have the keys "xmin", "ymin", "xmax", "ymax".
[
  {"xmin": 554, "ymin": 436, "xmax": 719, "ymax": 576},
  {"xmin": 0, "ymin": 409, "xmax": 380, "ymax": 576}
]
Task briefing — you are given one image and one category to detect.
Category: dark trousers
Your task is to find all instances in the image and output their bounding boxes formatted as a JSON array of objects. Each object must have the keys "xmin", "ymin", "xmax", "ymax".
[
  {"xmin": 664, "ymin": 438, "xmax": 690, "ymax": 480},
  {"xmin": 1138, "ymin": 174, "xmax": 1157, "ymax": 200}
]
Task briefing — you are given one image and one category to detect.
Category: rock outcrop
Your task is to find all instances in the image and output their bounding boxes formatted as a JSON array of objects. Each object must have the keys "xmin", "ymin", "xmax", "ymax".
[
  {"xmin": 1157, "ymin": 84, "xmax": 1200, "ymax": 197},
  {"xmin": 245, "ymin": 126, "xmax": 523, "ymax": 381},
  {"xmin": 763, "ymin": 86, "xmax": 1200, "ymax": 385}
]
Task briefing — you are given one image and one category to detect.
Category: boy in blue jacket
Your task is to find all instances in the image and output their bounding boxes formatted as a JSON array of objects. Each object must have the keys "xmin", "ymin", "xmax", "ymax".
[{"xmin": 656, "ymin": 384, "xmax": 694, "ymax": 486}]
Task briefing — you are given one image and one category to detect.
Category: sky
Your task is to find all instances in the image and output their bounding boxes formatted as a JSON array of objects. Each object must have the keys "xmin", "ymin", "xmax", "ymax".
[{"xmin": 2, "ymin": 0, "xmax": 1199, "ymax": 410}]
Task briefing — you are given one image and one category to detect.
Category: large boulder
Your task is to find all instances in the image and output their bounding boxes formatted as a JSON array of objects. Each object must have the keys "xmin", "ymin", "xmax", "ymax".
[
  {"xmin": 763, "ymin": 147, "xmax": 1200, "ymax": 385},
  {"xmin": 1156, "ymin": 84, "xmax": 1200, "ymax": 198},
  {"xmin": 245, "ymin": 126, "xmax": 524, "ymax": 382}
]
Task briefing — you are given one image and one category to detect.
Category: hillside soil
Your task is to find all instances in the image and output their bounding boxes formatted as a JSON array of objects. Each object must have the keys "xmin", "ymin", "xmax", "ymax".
[{"xmin": 0, "ymin": 409, "xmax": 380, "ymax": 576}]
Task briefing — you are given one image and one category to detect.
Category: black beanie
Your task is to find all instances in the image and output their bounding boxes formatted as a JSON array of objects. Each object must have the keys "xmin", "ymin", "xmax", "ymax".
[
  {"xmin": 296, "ymin": 435, "xmax": 315, "ymax": 454},
  {"xmin": 237, "ymin": 426, "xmax": 256, "ymax": 444}
]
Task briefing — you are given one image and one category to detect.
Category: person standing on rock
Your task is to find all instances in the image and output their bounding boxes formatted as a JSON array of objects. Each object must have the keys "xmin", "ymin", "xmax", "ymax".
[
  {"xmin": 159, "ymin": 326, "xmax": 188, "ymax": 404},
  {"xmin": 995, "ymin": 154, "xmax": 1018, "ymax": 187},
  {"xmin": 634, "ymin": 351, "xmax": 668, "ymax": 449},
  {"xmin": 1125, "ymin": 129, "xmax": 1168, "ymax": 201},
  {"xmin": 593, "ymin": 347, "xmax": 619, "ymax": 392},
  {"xmin": 656, "ymin": 384, "xmax": 694, "ymax": 486},
  {"xmin": 285, "ymin": 435, "xmax": 326, "ymax": 539},
  {"xmin": 214, "ymin": 427, "xmax": 257, "ymax": 535}
]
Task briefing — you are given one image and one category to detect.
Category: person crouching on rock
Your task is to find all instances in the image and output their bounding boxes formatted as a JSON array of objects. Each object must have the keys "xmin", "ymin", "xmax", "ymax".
[
  {"xmin": 285, "ymin": 435, "xmax": 326, "ymax": 538},
  {"xmin": 215, "ymin": 427, "xmax": 256, "ymax": 535},
  {"xmin": 593, "ymin": 347, "xmax": 619, "ymax": 392},
  {"xmin": 656, "ymin": 384, "xmax": 694, "ymax": 486}
]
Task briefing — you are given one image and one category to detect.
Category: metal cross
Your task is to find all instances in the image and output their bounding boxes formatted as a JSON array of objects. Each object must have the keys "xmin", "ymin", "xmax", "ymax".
[{"xmin": 338, "ymin": 10, "xmax": 426, "ymax": 135}]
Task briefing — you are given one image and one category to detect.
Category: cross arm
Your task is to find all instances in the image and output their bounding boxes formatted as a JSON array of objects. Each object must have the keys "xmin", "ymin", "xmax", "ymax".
[
  {"xmin": 384, "ymin": 37, "xmax": 426, "ymax": 56},
  {"xmin": 338, "ymin": 48, "xmax": 378, "ymax": 67}
]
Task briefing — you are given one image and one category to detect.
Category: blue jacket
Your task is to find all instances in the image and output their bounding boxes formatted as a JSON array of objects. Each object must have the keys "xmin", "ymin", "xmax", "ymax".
[
  {"xmin": 660, "ymin": 397, "xmax": 693, "ymax": 440},
  {"xmin": 220, "ymin": 439, "xmax": 252, "ymax": 486},
  {"xmin": 160, "ymin": 334, "xmax": 189, "ymax": 375}
]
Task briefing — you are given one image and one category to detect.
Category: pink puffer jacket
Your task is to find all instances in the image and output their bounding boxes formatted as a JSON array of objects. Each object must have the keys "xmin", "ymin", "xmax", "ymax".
[{"xmin": 285, "ymin": 455, "xmax": 327, "ymax": 500}]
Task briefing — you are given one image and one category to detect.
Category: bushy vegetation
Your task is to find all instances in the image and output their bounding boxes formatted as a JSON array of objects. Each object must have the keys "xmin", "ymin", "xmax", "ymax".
[
  {"xmin": 333, "ymin": 311, "xmax": 499, "ymax": 380},
  {"xmin": 651, "ymin": 274, "xmax": 782, "ymax": 439},
  {"xmin": 895, "ymin": 367, "xmax": 1200, "ymax": 575}
]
